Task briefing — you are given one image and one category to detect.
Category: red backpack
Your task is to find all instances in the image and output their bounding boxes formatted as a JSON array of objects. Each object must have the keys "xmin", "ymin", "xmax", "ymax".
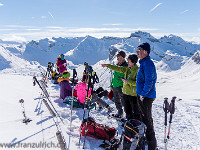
[{"xmin": 79, "ymin": 117, "xmax": 116, "ymax": 141}]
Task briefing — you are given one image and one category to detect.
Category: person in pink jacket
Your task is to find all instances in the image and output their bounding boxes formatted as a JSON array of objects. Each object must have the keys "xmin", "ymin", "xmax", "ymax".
[
  {"xmin": 75, "ymin": 75, "xmax": 113, "ymax": 112},
  {"xmin": 56, "ymin": 54, "xmax": 67, "ymax": 73},
  {"xmin": 75, "ymin": 75, "xmax": 92, "ymax": 103}
]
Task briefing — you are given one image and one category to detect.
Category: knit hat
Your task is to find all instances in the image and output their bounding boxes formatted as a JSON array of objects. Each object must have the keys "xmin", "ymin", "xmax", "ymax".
[
  {"xmin": 128, "ymin": 54, "xmax": 138, "ymax": 64},
  {"xmin": 117, "ymin": 51, "xmax": 126, "ymax": 58},
  {"xmin": 62, "ymin": 71, "xmax": 70, "ymax": 78},
  {"xmin": 60, "ymin": 54, "xmax": 64, "ymax": 60},
  {"xmin": 138, "ymin": 42, "xmax": 151, "ymax": 54}
]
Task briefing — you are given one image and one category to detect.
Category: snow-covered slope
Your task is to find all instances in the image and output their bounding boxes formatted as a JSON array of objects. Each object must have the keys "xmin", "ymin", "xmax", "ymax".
[
  {"xmin": 0, "ymin": 45, "xmax": 45, "ymax": 75},
  {"xmin": 0, "ymin": 32, "xmax": 200, "ymax": 150},
  {"xmin": 0, "ymin": 52, "xmax": 200, "ymax": 149}
]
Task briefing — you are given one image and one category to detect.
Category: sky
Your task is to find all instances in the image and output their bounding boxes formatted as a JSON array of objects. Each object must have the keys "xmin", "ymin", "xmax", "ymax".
[{"xmin": 0, "ymin": 0, "xmax": 200, "ymax": 43}]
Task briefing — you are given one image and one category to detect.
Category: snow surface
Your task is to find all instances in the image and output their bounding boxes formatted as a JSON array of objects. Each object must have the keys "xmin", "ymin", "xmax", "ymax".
[
  {"xmin": 0, "ymin": 32, "xmax": 200, "ymax": 150},
  {"xmin": 0, "ymin": 56, "xmax": 200, "ymax": 150}
]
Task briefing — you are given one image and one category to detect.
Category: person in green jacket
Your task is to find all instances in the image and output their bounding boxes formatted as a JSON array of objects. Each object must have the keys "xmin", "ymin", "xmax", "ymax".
[
  {"xmin": 102, "ymin": 54, "xmax": 140, "ymax": 120},
  {"xmin": 110, "ymin": 51, "xmax": 128, "ymax": 118}
]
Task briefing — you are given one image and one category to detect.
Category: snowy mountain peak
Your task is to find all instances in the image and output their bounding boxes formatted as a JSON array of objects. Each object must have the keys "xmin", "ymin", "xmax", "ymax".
[
  {"xmin": 192, "ymin": 50, "xmax": 200, "ymax": 64},
  {"xmin": 160, "ymin": 34, "xmax": 186, "ymax": 44},
  {"xmin": 130, "ymin": 31, "xmax": 153, "ymax": 38},
  {"xmin": 130, "ymin": 31, "xmax": 159, "ymax": 43}
]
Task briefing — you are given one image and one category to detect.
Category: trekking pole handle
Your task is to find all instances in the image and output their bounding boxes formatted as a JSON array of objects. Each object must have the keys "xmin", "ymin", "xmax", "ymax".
[
  {"xmin": 163, "ymin": 98, "xmax": 169, "ymax": 113},
  {"xmin": 170, "ymin": 96, "xmax": 176, "ymax": 114},
  {"xmin": 163, "ymin": 98, "xmax": 169, "ymax": 126}
]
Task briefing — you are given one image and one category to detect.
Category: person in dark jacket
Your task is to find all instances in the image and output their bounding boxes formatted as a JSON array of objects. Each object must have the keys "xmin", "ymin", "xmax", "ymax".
[
  {"xmin": 109, "ymin": 51, "xmax": 128, "ymax": 118},
  {"xmin": 83, "ymin": 62, "xmax": 93, "ymax": 75},
  {"xmin": 136, "ymin": 42, "xmax": 157, "ymax": 150},
  {"xmin": 56, "ymin": 54, "xmax": 67, "ymax": 74},
  {"xmin": 57, "ymin": 71, "xmax": 72, "ymax": 100}
]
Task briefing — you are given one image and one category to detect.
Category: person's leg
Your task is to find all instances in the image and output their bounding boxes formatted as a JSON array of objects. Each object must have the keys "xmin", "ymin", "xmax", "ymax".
[
  {"xmin": 113, "ymin": 87, "xmax": 123, "ymax": 116},
  {"xmin": 92, "ymin": 93, "xmax": 109, "ymax": 108},
  {"xmin": 123, "ymin": 94, "xmax": 134, "ymax": 120},
  {"xmin": 128, "ymin": 96, "xmax": 141, "ymax": 120},
  {"xmin": 141, "ymin": 98, "xmax": 157, "ymax": 150}
]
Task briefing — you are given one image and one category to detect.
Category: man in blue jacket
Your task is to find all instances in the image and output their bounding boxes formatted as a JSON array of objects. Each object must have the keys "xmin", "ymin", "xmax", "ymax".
[{"xmin": 136, "ymin": 42, "xmax": 157, "ymax": 150}]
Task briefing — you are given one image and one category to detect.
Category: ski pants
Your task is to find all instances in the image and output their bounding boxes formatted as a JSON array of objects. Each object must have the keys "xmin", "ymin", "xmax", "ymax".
[
  {"xmin": 137, "ymin": 96, "xmax": 157, "ymax": 150},
  {"xmin": 113, "ymin": 87, "xmax": 124, "ymax": 116},
  {"xmin": 91, "ymin": 93, "xmax": 109, "ymax": 108},
  {"xmin": 123, "ymin": 94, "xmax": 140, "ymax": 120}
]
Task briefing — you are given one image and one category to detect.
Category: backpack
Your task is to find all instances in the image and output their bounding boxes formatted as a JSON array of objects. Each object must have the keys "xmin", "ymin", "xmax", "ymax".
[
  {"xmin": 79, "ymin": 117, "xmax": 116, "ymax": 141},
  {"xmin": 122, "ymin": 119, "xmax": 147, "ymax": 150}
]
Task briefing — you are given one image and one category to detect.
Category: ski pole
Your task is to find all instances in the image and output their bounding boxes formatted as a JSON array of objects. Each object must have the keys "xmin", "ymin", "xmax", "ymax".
[
  {"xmin": 167, "ymin": 96, "xmax": 176, "ymax": 140},
  {"xmin": 19, "ymin": 99, "xmax": 32, "ymax": 123},
  {"xmin": 70, "ymin": 69, "xmax": 77, "ymax": 131},
  {"xmin": 79, "ymin": 66, "xmax": 90, "ymax": 146},
  {"xmin": 163, "ymin": 97, "xmax": 169, "ymax": 150},
  {"xmin": 83, "ymin": 74, "xmax": 92, "ymax": 149}
]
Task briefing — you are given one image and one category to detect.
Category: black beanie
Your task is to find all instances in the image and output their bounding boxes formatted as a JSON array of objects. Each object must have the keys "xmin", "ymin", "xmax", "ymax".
[
  {"xmin": 128, "ymin": 54, "xmax": 138, "ymax": 64},
  {"xmin": 138, "ymin": 42, "xmax": 151, "ymax": 54},
  {"xmin": 117, "ymin": 51, "xmax": 126, "ymax": 58}
]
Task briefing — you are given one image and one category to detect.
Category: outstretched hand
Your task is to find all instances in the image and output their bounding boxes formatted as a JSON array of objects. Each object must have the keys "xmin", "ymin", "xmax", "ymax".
[
  {"xmin": 101, "ymin": 64, "xmax": 108, "ymax": 67},
  {"xmin": 121, "ymin": 78, "xmax": 128, "ymax": 84}
]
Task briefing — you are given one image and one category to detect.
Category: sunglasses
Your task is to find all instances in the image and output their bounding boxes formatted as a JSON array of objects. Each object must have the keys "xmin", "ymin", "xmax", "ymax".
[{"xmin": 137, "ymin": 48, "xmax": 143, "ymax": 51}]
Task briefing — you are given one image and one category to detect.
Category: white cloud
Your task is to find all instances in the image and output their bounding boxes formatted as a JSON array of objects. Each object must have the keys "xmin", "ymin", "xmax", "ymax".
[
  {"xmin": 45, "ymin": 26, "xmax": 63, "ymax": 29},
  {"xmin": 41, "ymin": 16, "xmax": 46, "ymax": 19},
  {"xmin": 150, "ymin": 3, "xmax": 162, "ymax": 12},
  {"xmin": 1, "ymin": 26, "xmax": 200, "ymax": 43},
  {"xmin": 64, "ymin": 27, "xmax": 159, "ymax": 33},
  {"xmin": 181, "ymin": 9, "xmax": 189, "ymax": 14},
  {"xmin": 25, "ymin": 29, "xmax": 41, "ymax": 31},
  {"xmin": 0, "ymin": 29, "xmax": 16, "ymax": 31},
  {"xmin": 0, "ymin": 3, "xmax": 3, "ymax": 7},
  {"xmin": 1, "ymin": 35, "xmax": 26, "ymax": 42}
]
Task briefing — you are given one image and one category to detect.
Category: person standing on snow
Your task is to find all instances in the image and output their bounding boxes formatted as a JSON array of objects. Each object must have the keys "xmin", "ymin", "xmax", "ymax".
[
  {"xmin": 83, "ymin": 62, "xmax": 93, "ymax": 75},
  {"xmin": 56, "ymin": 54, "xmax": 67, "ymax": 74},
  {"xmin": 57, "ymin": 71, "xmax": 72, "ymax": 100},
  {"xmin": 102, "ymin": 54, "xmax": 139, "ymax": 120},
  {"xmin": 136, "ymin": 42, "xmax": 157, "ymax": 150},
  {"xmin": 108, "ymin": 51, "xmax": 128, "ymax": 118}
]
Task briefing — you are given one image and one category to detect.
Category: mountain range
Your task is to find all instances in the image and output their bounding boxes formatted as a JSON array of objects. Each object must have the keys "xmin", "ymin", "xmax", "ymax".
[{"xmin": 0, "ymin": 31, "xmax": 200, "ymax": 74}]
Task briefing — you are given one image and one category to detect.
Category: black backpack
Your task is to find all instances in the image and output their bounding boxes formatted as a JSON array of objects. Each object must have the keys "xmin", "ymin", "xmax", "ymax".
[{"xmin": 122, "ymin": 119, "xmax": 147, "ymax": 150}]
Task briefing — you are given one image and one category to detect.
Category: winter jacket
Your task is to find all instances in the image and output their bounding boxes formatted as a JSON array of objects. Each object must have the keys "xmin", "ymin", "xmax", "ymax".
[
  {"xmin": 57, "ymin": 58, "xmax": 67, "ymax": 73},
  {"xmin": 57, "ymin": 78, "xmax": 72, "ymax": 99},
  {"xmin": 136, "ymin": 56, "xmax": 157, "ymax": 98},
  {"xmin": 83, "ymin": 65, "xmax": 93, "ymax": 75},
  {"xmin": 75, "ymin": 82, "xmax": 92, "ymax": 103},
  {"xmin": 110, "ymin": 61, "xmax": 128, "ymax": 88},
  {"xmin": 107, "ymin": 64, "xmax": 138, "ymax": 96}
]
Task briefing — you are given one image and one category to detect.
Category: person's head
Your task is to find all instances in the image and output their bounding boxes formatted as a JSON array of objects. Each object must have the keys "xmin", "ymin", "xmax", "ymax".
[
  {"xmin": 136, "ymin": 42, "xmax": 150, "ymax": 59},
  {"xmin": 127, "ymin": 54, "xmax": 138, "ymax": 68},
  {"xmin": 60, "ymin": 54, "xmax": 65, "ymax": 60},
  {"xmin": 117, "ymin": 51, "xmax": 126, "ymax": 63},
  {"xmin": 62, "ymin": 71, "xmax": 70, "ymax": 79},
  {"xmin": 84, "ymin": 62, "xmax": 88, "ymax": 66}
]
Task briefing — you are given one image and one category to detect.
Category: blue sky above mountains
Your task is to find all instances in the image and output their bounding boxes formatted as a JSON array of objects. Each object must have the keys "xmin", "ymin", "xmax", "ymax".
[{"xmin": 0, "ymin": 0, "xmax": 200, "ymax": 43}]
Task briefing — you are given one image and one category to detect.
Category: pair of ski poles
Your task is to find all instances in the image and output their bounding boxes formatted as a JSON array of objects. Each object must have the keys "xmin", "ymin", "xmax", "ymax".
[
  {"xmin": 163, "ymin": 96, "xmax": 176, "ymax": 150},
  {"xmin": 69, "ymin": 69, "xmax": 77, "ymax": 131}
]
